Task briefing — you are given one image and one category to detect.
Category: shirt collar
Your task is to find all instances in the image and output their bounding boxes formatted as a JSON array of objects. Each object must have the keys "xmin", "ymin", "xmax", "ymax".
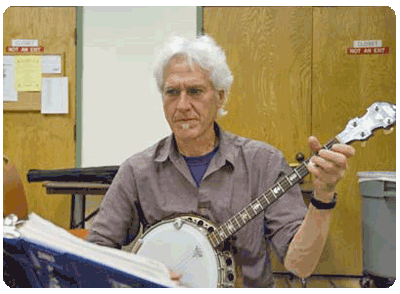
[{"xmin": 154, "ymin": 123, "xmax": 236, "ymax": 167}]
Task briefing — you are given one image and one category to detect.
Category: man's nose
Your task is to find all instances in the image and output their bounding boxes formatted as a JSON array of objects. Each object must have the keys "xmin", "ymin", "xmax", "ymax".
[{"xmin": 176, "ymin": 91, "xmax": 191, "ymax": 110}]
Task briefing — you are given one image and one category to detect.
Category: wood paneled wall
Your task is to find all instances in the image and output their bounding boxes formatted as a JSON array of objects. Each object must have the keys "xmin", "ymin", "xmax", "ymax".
[
  {"xmin": 204, "ymin": 6, "xmax": 313, "ymax": 273},
  {"xmin": 312, "ymin": 6, "xmax": 396, "ymax": 275},
  {"xmin": 204, "ymin": 6, "xmax": 396, "ymax": 275},
  {"xmin": 205, "ymin": 7, "xmax": 313, "ymax": 165},
  {"xmin": 3, "ymin": 7, "xmax": 77, "ymax": 229}
]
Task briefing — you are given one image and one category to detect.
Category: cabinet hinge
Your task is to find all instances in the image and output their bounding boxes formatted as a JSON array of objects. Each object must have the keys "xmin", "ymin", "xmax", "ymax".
[{"xmin": 75, "ymin": 28, "xmax": 77, "ymax": 46}]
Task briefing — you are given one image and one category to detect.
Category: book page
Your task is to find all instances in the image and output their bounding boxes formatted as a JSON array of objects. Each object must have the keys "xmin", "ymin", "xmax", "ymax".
[{"xmin": 17, "ymin": 213, "xmax": 175, "ymax": 287}]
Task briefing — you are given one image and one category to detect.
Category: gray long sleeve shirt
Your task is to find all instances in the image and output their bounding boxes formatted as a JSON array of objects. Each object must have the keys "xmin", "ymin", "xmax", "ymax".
[{"xmin": 88, "ymin": 124, "xmax": 308, "ymax": 287}]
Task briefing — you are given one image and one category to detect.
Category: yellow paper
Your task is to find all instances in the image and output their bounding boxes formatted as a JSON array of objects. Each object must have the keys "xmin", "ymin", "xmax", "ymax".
[{"xmin": 15, "ymin": 55, "xmax": 42, "ymax": 91}]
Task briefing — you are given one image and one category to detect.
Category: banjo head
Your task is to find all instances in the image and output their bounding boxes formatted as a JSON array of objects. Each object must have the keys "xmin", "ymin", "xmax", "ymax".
[{"xmin": 133, "ymin": 215, "xmax": 235, "ymax": 288}]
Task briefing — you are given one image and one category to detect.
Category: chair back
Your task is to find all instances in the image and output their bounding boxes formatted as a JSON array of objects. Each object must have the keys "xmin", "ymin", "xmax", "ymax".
[
  {"xmin": 3, "ymin": 155, "xmax": 89, "ymax": 240},
  {"xmin": 3, "ymin": 155, "xmax": 29, "ymax": 220}
]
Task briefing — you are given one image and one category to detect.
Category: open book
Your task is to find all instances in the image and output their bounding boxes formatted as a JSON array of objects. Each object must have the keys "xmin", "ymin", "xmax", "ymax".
[{"xmin": 3, "ymin": 213, "xmax": 177, "ymax": 288}]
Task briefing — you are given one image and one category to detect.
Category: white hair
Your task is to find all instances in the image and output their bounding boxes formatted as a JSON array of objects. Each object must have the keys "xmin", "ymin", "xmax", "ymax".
[{"xmin": 153, "ymin": 34, "xmax": 233, "ymax": 116}]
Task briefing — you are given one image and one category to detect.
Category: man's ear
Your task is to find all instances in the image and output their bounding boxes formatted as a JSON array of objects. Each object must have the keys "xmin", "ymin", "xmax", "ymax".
[{"xmin": 216, "ymin": 90, "xmax": 225, "ymax": 108}]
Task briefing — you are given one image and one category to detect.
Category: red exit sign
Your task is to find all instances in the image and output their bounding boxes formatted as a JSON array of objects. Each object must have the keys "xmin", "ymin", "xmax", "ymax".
[
  {"xmin": 6, "ymin": 46, "xmax": 44, "ymax": 53},
  {"xmin": 347, "ymin": 47, "xmax": 389, "ymax": 55}
]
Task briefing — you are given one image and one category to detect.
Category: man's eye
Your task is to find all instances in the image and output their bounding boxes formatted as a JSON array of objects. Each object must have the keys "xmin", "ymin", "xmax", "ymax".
[
  {"xmin": 165, "ymin": 89, "xmax": 179, "ymax": 95},
  {"xmin": 188, "ymin": 88, "xmax": 202, "ymax": 95}
]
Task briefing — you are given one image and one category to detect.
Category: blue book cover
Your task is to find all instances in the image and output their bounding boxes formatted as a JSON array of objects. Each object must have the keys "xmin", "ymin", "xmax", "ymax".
[{"xmin": 3, "ymin": 213, "xmax": 176, "ymax": 288}]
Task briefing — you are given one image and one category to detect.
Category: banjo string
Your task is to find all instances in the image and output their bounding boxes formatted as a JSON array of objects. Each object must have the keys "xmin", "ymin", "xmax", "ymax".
[
  {"xmin": 171, "ymin": 254, "xmax": 197, "ymax": 272},
  {"xmin": 170, "ymin": 250, "xmax": 195, "ymax": 269},
  {"xmin": 170, "ymin": 248, "xmax": 202, "ymax": 274}
]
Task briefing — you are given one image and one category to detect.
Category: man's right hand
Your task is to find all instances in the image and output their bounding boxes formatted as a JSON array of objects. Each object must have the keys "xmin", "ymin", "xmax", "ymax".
[{"xmin": 169, "ymin": 270, "xmax": 181, "ymax": 282}]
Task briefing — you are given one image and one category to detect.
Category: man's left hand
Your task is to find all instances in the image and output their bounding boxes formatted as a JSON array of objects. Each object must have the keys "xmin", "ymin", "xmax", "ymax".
[{"xmin": 307, "ymin": 136, "xmax": 356, "ymax": 203}]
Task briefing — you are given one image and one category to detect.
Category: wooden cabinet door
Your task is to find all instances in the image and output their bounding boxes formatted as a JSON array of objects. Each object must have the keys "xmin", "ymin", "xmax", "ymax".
[
  {"xmin": 3, "ymin": 7, "xmax": 77, "ymax": 229},
  {"xmin": 204, "ymin": 6, "xmax": 396, "ymax": 276},
  {"xmin": 204, "ymin": 7, "xmax": 313, "ymax": 169},
  {"xmin": 312, "ymin": 6, "xmax": 396, "ymax": 275},
  {"xmin": 204, "ymin": 7, "xmax": 313, "ymax": 272}
]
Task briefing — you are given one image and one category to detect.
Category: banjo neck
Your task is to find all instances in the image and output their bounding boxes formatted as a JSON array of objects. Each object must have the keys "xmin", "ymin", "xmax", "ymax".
[
  {"xmin": 207, "ymin": 137, "xmax": 340, "ymax": 248},
  {"xmin": 207, "ymin": 101, "xmax": 397, "ymax": 248}
]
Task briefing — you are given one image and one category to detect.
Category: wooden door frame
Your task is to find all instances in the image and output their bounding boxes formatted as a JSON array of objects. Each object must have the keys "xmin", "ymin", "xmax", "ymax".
[{"xmin": 76, "ymin": 6, "xmax": 83, "ymax": 168}]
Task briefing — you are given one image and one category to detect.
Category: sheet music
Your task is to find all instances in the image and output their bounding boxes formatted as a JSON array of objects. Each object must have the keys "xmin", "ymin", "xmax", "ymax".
[{"xmin": 12, "ymin": 213, "xmax": 176, "ymax": 288}]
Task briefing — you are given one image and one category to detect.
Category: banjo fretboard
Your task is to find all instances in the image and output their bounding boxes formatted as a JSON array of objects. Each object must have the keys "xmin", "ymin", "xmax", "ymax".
[{"xmin": 207, "ymin": 137, "xmax": 340, "ymax": 248}]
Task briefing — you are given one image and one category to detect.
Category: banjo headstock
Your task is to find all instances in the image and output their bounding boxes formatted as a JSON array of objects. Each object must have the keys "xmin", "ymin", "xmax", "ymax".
[{"xmin": 337, "ymin": 102, "xmax": 396, "ymax": 145}]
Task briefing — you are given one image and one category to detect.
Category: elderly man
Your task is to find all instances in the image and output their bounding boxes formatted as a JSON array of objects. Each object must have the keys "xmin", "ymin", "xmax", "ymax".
[{"xmin": 88, "ymin": 35, "xmax": 355, "ymax": 287}]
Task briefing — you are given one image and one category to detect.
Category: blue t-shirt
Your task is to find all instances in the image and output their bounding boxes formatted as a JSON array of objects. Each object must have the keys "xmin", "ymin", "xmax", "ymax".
[{"xmin": 183, "ymin": 146, "xmax": 219, "ymax": 187}]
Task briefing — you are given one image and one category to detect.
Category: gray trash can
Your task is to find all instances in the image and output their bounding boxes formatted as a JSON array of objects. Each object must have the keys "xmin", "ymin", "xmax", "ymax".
[{"xmin": 358, "ymin": 171, "xmax": 396, "ymax": 287}]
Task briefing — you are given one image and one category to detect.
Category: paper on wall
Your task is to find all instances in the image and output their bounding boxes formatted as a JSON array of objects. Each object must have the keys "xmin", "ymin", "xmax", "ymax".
[
  {"xmin": 3, "ymin": 56, "xmax": 17, "ymax": 102},
  {"xmin": 15, "ymin": 55, "xmax": 42, "ymax": 91},
  {"xmin": 41, "ymin": 77, "xmax": 68, "ymax": 114},
  {"xmin": 41, "ymin": 55, "xmax": 62, "ymax": 74}
]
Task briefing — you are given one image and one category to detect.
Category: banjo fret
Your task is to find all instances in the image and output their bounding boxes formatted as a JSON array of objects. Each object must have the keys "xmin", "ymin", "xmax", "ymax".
[
  {"xmin": 224, "ymin": 224, "xmax": 231, "ymax": 235},
  {"xmin": 293, "ymin": 168, "xmax": 302, "ymax": 180},
  {"xmin": 250, "ymin": 203, "xmax": 257, "ymax": 214},
  {"xmin": 240, "ymin": 209, "xmax": 250, "ymax": 223},
  {"xmin": 263, "ymin": 192, "xmax": 271, "ymax": 205},
  {"xmin": 226, "ymin": 220, "xmax": 235, "ymax": 234},
  {"xmin": 232, "ymin": 215, "xmax": 241, "ymax": 228},
  {"xmin": 285, "ymin": 175, "xmax": 293, "ymax": 186},
  {"xmin": 256, "ymin": 198, "xmax": 263, "ymax": 208},
  {"xmin": 209, "ymin": 231, "xmax": 221, "ymax": 247},
  {"xmin": 288, "ymin": 171, "xmax": 299, "ymax": 184},
  {"xmin": 271, "ymin": 183, "xmax": 283, "ymax": 198},
  {"xmin": 219, "ymin": 227, "xmax": 228, "ymax": 240}
]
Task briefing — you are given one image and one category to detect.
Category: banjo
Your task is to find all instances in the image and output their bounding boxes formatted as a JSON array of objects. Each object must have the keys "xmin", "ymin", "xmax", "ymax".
[{"xmin": 132, "ymin": 102, "xmax": 396, "ymax": 288}]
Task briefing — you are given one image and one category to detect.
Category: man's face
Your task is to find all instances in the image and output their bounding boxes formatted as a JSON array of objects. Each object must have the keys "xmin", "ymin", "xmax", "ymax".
[{"xmin": 162, "ymin": 56, "xmax": 223, "ymax": 142}]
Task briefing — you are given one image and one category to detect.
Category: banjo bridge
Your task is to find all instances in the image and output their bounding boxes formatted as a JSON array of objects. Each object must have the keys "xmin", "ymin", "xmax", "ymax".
[{"xmin": 193, "ymin": 246, "xmax": 203, "ymax": 258}]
